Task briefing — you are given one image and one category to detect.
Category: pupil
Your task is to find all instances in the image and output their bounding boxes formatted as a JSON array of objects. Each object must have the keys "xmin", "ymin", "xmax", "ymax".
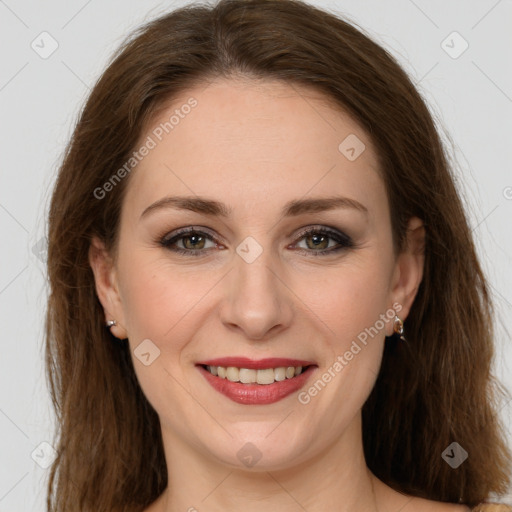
[
  {"xmin": 309, "ymin": 234, "xmax": 327, "ymax": 249},
  {"xmin": 186, "ymin": 235, "xmax": 203, "ymax": 249}
]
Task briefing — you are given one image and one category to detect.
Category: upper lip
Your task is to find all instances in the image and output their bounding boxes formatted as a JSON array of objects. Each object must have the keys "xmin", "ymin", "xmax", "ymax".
[{"xmin": 196, "ymin": 357, "xmax": 316, "ymax": 370}]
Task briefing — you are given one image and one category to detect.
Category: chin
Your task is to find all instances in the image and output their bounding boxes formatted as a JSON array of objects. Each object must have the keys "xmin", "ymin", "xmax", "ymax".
[{"xmin": 203, "ymin": 431, "xmax": 312, "ymax": 472}]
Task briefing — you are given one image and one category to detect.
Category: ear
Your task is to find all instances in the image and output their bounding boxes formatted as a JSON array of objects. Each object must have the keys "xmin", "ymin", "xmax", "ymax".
[
  {"xmin": 389, "ymin": 216, "xmax": 425, "ymax": 326},
  {"xmin": 88, "ymin": 236, "xmax": 128, "ymax": 339}
]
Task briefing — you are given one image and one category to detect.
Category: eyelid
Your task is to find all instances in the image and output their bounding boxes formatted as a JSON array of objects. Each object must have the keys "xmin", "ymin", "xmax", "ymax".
[{"xmin": 160, "ymin": 225, "xmax": 218, "ymax": 244}]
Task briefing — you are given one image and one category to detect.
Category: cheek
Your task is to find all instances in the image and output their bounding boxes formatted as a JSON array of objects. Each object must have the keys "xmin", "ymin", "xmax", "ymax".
[
  {"xmin": 308, "ymin": 258, "xmax": 393, "ymax": 348},
  {"xmin": 116, "ymin": 255, "xmax": 210, "ymax": 408},
  {"xmin": 298, "ymin": 260, "xmax": 392, "ymax": 423},
  {"xmin": 117, "ymin": 251, "xmax": 209, "ymax": 344}
]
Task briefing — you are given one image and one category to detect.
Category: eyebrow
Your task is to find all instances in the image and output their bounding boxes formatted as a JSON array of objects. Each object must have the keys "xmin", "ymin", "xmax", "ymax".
[{"xmin": 140, "ymin": 194, "xmax": 368, "ymax": 220}]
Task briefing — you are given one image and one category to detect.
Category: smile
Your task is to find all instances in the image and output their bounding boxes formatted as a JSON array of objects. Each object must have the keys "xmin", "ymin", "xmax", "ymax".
[{"xmin": 196, "ymin": 357, "xmax": 317, "ymax": 405}]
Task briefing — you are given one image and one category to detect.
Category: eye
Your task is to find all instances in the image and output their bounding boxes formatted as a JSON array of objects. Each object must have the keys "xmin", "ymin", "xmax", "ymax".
[
  {"xmin": 292, "ymin": 226, "xmax": 354, "ymax": 256},
  {"xmin": 160, "ymin": 225, "xmax": 354, "ymax": 257},
  {"xmin": 160, "ymin": 227, "xmax": 221, "ymax": 256}
]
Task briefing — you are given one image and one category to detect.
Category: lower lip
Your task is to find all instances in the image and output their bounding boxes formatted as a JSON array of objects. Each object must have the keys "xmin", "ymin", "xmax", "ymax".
[{"xmin": 197, "ymin": 365, "xmax": 317, "ymax": 405}]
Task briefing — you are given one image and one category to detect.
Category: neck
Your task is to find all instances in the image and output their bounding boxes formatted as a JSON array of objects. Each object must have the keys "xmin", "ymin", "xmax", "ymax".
[{"xmin": 157, "ymin": 414, "xmax": 380, "ymax": 512}]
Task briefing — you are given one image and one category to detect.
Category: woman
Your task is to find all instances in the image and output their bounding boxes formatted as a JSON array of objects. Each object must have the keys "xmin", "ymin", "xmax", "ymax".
[{"xmin": 44, "ymin": 0, "xmax": 512, "ymax": 510}]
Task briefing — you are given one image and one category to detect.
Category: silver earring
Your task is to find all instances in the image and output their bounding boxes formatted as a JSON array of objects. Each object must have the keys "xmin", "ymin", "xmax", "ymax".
[
  {"xmin": 106, "ymin": 320, "xmax": 117, "ymax": 328},
  {"xmin": 393, "ymin": 315, "xmax": 406, "ymax": 341}
]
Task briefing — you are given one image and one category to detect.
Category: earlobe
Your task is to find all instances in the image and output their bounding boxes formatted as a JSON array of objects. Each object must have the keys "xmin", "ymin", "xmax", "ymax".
[
  {"xmin": 390, "ymin": 217, "xmax": 425, "ymax": 321},
  {"xmin": 88, "ymin": 237, "xmax": 127, "ymax": 339}
]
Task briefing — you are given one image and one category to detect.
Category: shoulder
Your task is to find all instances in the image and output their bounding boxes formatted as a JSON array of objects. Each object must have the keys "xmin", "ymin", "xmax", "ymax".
[
  {"xmin": 372, "ymin": 478, "xmax": 511, "ymax": 512},
  {"xmin": 408, "ymin": 499, "xmax": 512, "ymax": 512},
  {"xmin": 471, "ymin": 505, "xmax": 512, "ymax": 512},
  {"xmin": 401, "ymin": 499, "xmax": 512, "ymax": 512}
]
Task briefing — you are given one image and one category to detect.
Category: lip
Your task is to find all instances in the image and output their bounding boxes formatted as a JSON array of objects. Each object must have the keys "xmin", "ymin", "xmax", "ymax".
[
  {"xmin": 196, "ymin": 359, "xmax": 318, "ymax": 405},
  {"xmin": 196, "ymin": 357, "xmax": 316, "ymax": 370}
]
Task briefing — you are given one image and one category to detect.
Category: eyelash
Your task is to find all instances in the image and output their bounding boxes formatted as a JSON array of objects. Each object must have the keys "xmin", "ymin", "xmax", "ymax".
[{"xmin": 159, "ymin": 226, "xmax": 354, "ymax": 257}]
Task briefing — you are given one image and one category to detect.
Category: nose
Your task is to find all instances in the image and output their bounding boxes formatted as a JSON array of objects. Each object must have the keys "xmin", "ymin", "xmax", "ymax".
[{"xmin": 219, "ymin": 247, "xmax": 294, "ymax": 341}]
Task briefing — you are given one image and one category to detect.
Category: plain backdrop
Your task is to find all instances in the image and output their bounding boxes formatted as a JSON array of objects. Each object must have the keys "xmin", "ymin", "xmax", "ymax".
[{"xmin": 0, "ymin": 0, "xmax": 511, "ymax": 510}]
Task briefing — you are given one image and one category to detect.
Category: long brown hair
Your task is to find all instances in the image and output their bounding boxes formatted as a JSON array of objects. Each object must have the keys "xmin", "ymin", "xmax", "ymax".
[{"xmin": 45, "ymin": 0, "xmax": 511, "ymax": 510}]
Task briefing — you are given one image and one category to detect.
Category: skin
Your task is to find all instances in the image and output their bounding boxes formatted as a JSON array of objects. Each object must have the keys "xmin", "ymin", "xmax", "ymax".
[{"xmin": 89, "ymin": 77, "xmax": 470, "ymax": 512}]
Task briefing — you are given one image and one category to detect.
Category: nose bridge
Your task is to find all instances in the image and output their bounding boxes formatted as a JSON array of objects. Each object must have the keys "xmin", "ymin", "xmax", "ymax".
[{"xmin": 220, "ymin": 237, "xmax": 293, "ymax": 339}]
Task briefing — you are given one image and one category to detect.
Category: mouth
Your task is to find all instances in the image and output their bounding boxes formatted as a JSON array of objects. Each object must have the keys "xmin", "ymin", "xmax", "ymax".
[{"xmin": 195, "ymin": 357, "xmax": 318, "ymax": 405}]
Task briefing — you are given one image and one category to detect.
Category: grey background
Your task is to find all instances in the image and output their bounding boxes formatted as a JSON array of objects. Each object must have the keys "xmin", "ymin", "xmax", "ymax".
[{"xmin": 1, "ymin": 0, "xmax": 511, "ymax": 510}]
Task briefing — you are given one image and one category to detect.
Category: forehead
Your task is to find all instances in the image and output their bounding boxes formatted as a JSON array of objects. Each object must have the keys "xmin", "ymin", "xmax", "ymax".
[{"xmin": 123, "ymin": 77, "xmax": 385, "ymax": 221}]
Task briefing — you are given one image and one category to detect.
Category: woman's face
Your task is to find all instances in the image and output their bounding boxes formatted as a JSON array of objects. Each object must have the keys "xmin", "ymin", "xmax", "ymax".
[{"xmin": 91, "ymin": 77, "xmax": 423, "ymax": 471}]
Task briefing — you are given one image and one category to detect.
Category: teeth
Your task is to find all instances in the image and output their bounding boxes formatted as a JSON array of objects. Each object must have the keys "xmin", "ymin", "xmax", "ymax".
[
  {"xmin": 226, "ymin": 366, "xmax": 239, "ymax": 382},
  {"xmin": 274, "ymin": 367, "xmax": 286, "ymax": 381},
  {"xmin": 239, "ymin": 368, "xmax": 256, "ymax": 384},
  {"xmin": 257, "ymin": 368, "xmax": 275, "ymax": 385},
  {"xmin": 205, "ymin": 365, "xmax": 305, "ymax": 384}
]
